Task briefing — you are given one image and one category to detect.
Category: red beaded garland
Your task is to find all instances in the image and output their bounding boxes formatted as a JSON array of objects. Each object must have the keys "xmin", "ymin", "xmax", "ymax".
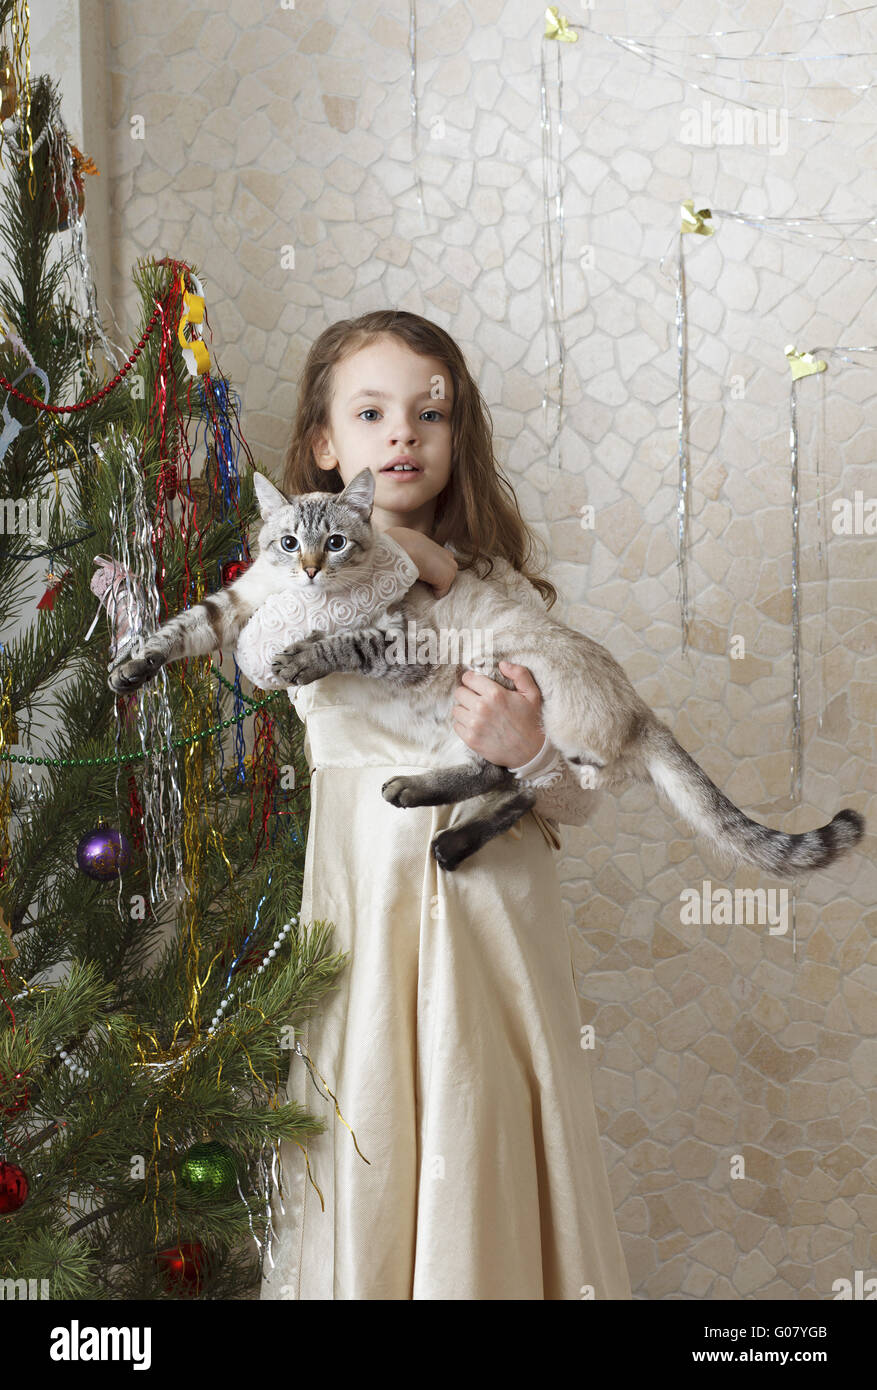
[{"xmin": 0, "ymin": 303, "xmax": 162, "ymax": 413}]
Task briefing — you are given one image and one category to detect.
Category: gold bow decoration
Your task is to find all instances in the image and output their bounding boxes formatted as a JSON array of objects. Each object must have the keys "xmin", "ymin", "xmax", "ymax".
[
  {"xmin": 544, "ymin": 6, "xmax": 578, "ymax": 41},
  {"xmin": 681, "ymin": 200, "xmax": 713, "ymax": 236},
  {"xmin": 177, "ymin": 270, "xmax": 211, "ymax": 377},
  {"xmin": 785, "ymin": 344, "xmax": 828, "ymax": 380}
]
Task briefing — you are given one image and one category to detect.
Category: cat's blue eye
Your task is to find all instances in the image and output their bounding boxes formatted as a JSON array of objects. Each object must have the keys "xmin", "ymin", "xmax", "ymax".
[
  {"xmin": 326, "ymin": 534, "xmax": 347, "ymax": 551},
  {"xmin": 280, "ymin": 535, "xmax": 299, "ymax": 552}
]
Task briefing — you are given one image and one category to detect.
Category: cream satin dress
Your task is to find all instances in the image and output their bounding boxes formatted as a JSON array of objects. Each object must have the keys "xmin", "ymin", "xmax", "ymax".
[{"xmin": 258, "ymin": 648, "xmax": 632, "ymax": 1300}]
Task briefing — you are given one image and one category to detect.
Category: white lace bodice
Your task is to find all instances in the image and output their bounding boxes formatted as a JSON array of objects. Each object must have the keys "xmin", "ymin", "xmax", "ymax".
[{"xmin": 234, "ymin": 532, "xmax": 419, "ymax": 691}]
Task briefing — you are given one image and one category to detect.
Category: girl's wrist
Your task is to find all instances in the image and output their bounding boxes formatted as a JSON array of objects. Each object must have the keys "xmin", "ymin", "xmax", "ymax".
[{"xmin": 509, "ymin": 735, "xmax": 560, "ymax": 778}]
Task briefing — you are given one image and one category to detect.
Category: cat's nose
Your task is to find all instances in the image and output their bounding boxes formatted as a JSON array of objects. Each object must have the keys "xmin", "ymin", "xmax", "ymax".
[{"xmin": 303, "ymin": 566, "xmax": 319, "ymax": 579}]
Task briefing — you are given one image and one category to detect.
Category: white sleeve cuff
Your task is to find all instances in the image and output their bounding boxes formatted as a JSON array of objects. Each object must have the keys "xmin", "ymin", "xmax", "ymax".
[{"xmin": 508, "ymin": 734, "xmax": 562, "ymax": 779}]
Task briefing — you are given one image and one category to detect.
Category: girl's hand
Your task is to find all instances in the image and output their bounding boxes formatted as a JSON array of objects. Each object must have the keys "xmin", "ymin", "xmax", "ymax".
[
  {"xmin": 452, "ymin": 661, "xmax": 545, "ymax": 767},
  {"xmin": 385, "ymin": 526, "xmax": 458, "ymax": 598}
]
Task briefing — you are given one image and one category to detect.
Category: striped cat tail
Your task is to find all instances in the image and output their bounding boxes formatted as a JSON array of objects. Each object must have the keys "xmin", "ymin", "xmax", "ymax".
[{"xmin": 642, "ymin": 721, "xmax": 865, "ymax": 879}]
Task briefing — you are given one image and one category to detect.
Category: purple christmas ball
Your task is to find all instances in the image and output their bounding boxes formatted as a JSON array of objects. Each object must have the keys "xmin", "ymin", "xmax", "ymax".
[{"xmin": 76, "ymin": 822, "xmax": 132, "ymax": 881}]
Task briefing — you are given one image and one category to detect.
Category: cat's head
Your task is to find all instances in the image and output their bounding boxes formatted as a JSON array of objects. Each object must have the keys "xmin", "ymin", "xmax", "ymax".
[{"xmin": 251, "ymin": 467, "xmax": 378, "ymax": 586}]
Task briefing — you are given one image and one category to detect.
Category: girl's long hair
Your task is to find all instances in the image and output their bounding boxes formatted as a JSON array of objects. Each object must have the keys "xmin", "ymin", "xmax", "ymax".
[{"xmin": 281, "ymin": 309, "xmax": 557, "ymax": 607}]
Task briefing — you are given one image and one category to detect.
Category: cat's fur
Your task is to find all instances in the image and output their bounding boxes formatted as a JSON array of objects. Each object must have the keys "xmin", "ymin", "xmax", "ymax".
[{"xmin": 108, "ymin": 468, "xmax": 865, "ymax": 876}]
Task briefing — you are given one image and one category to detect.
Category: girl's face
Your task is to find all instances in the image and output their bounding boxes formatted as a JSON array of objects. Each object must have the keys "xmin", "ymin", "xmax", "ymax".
[{"xmin": 313, "ymin": 335, "xmax": 454, "ymax": 534}]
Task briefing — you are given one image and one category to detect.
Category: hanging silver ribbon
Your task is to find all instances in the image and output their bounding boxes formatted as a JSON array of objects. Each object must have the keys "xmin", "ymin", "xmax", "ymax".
[
  {"xmin": 674, "ymin": 239, "xmax": 691, "ymax": 655},
  {"xmin": 94, "ymin": 426, "xmax": 184, "ymax": 908},
  {"xmin": 4, "ymin": 99, "xmax": 120, "ymax": 374},
  {"xmin": 786, "ymin": 343, "xmax": 877, "ymax": 804},
  {"xmin": 539, "ymin": 42, "xmax": 566, "ymax": 470},
  {"xmin": 258, "ymin": 1142, "xmax": 284, "ymax": 1274},
  {"xmin": 709, "ymin": 208, "xmax": 877, "ymax": 264},
  {"xmin": 661, "ymin": 206, "xmax": 712, "ymax": 655},
  {"xmin": 596, "ymin": 18, "xmax": 877, "ymax": 129},
  {"xmin": 408, "ymin": 1, "xmax": 426, "ymax": 227},
  {"xmin": 788, "ymin": 377, "xmax": 804, "ymax": 805}
]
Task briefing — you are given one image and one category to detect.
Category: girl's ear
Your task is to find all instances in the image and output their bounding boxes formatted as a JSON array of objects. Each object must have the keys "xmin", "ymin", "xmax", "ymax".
[
  {"xmin": 338, "ymin": 467, "xmax": 375, "ymax": 519},
  {"xmin": 252, "ymin": 470, "xmax": 290, "ymax": 518}
]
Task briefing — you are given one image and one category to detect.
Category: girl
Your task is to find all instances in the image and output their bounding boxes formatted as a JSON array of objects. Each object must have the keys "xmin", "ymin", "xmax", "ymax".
[{"xmin": 259, "ymin": 309, "xmax": 632, "ymax": 1301}]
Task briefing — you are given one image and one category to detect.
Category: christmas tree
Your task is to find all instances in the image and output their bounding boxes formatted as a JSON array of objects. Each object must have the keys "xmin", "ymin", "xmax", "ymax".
[{"xmin": 0, "ymin": 45, "xmax": 345, "ymax": 1299}]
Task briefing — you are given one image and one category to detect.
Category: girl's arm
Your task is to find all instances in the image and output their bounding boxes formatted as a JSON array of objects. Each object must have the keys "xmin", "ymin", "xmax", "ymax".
[
  {"xmin": 454, "ymin": 662, "xmax": 600, "ymax": 827},
  {"xmin": 383, "ymin": 526, "xmax": 458, "ymax": 598}
]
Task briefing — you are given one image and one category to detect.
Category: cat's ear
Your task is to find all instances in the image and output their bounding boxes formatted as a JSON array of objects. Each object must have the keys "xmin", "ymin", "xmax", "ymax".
[
  {"xmin": 338, "ymin": 467, "xmax": 375, "ymax": 520},
  {"xmin": 252, "ymin": 470, "xmax": 290, "ymax": 518}
]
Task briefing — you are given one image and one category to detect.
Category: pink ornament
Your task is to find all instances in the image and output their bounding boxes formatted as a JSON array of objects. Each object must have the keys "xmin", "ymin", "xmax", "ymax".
[{"xmin": 90, "ymin": 556, "xmax": 145, "ymax": 661}]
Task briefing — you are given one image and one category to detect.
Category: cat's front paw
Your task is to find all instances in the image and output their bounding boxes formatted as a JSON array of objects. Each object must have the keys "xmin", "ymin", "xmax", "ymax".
[
  {"xmin": 382, "ymin": 775, "xmax": 419, "ymax": 808},
  {"xmin": 271, "ymin": 638, "xmax": 331, "ymax": 687},
  {"xmin": 107, "ymin": 649, "xmax": 166, "ymax": 694}
]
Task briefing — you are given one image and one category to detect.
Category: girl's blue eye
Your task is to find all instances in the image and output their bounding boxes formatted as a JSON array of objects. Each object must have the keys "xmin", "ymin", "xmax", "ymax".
[
  {"xmin": 357, "ymin": 408, "xmax": 445, "ymax": 422},
  {"xmin": 326, "ymin": 534, "xmax": 347, "ymax": 551},
  {"xmin": 280, "ymin": 535, "xmax": 299, "ymax": 552}
]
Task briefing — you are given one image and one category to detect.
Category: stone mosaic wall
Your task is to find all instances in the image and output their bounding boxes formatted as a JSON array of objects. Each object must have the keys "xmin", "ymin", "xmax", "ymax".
[{"xmin": 106, "ymin": 0, "xmax": 877, "ymax": 1298}]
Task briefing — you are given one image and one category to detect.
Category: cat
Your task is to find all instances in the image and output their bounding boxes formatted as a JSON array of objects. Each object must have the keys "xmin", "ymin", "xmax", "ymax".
[{"xmin": 107, "ymin": 467, "xmax": 865, "ymax": 877}]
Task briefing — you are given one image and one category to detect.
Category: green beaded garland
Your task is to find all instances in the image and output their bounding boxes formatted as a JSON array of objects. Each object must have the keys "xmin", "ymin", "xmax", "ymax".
[{"xmin": 0, "ymin": 668, "xmax": 281, "ymax": 769}]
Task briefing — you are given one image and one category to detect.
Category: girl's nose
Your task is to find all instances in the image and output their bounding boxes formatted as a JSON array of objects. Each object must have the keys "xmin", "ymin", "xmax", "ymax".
[{"xmin": 390, "ymin": 426, "xmax": 419, "ymax": 445}]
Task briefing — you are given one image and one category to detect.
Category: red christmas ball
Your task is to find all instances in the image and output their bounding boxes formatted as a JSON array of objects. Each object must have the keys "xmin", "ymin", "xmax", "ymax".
[
  {"xmin": 154, "ymin": 1240, "xmax": 212, "ymax": 1296},
  {"xmin": 222, "ymin": 559, "xmax": 251, "ymax": 586},
  {"xmin": 0, "ymin": 1070, "xmax": 29, "ymax": 1117},
  {"xmin": 0, "ymin": 1161, "xmax": 28, "ymax": 1214}
]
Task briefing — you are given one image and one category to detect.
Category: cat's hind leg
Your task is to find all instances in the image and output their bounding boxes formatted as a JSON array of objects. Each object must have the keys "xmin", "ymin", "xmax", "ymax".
[
  {"xmin": 430, "ymin": 785, "xmax": 538, "ymax": 871},
  {"xmin": 382, "ymin": 759, "xmax": 515, "ymax": 808}
]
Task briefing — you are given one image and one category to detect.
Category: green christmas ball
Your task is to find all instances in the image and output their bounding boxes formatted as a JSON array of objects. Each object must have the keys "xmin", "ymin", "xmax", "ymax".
[{"xmin": 178, "ymin": 1141, "xmax": 238, "ymax": 1197}]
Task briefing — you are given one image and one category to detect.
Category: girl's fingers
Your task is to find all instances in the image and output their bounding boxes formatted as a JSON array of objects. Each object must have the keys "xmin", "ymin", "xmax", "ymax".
[
  {"xmin": 498, "ymin": 660, "xmax": 539, "ymax": 694},
  {"xmin": 459, "ymin": 668, "xmax": 494, "ymax": 694}
]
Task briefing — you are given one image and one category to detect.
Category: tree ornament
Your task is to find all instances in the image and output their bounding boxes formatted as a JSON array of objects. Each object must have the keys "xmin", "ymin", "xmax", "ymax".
[
  {"xmin": 89, "ymin": 555, "xmax": 145, "ymax": 663},
  {"xmin": 178, "ymin": 1140, "xmax": 239, "ymax": 1196},
  {"xmin": 0, "ymin": 48, "xmax": 16, "ymax": 122},
  {"xmin": 154, "ymin": 1240, "xmax": 213, "ymax": 1295},
  {"xmin": 0, "ymin": 1160, "xmax": 28, "ymax": 1214},
  {"xmin": 176, "ymin": 270, "xmax": 211, "ymax": 376},
  {"xmin": 75, "ymin": 818, "xmax": 132, "ymax": 881},
  {"xmin": 50, "ymin": 144, "xmax": 98, "ymax": 232},
  {"xmin": 36, "ymin": 569, "xmax": 71, "ymax": 612},
  {"xmin": 186, "ymin": 475, "xmax": 212, "ymax": 515},
  {"xmin": 221, "ymin": 558, "xmax": 251, "ymax": 586}
]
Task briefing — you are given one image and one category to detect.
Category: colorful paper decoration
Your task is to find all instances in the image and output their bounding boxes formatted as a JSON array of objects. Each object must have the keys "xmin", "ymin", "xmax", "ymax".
[{"xmin": 177, "ymin": 270, "xmax": 211, "ymax": 377}]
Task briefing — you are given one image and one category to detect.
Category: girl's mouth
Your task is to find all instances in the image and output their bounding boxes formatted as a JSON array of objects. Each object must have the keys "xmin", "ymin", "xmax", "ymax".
[{"xmin": 380, "ymin": 465, "xmax": 423, "ymax": 480}]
